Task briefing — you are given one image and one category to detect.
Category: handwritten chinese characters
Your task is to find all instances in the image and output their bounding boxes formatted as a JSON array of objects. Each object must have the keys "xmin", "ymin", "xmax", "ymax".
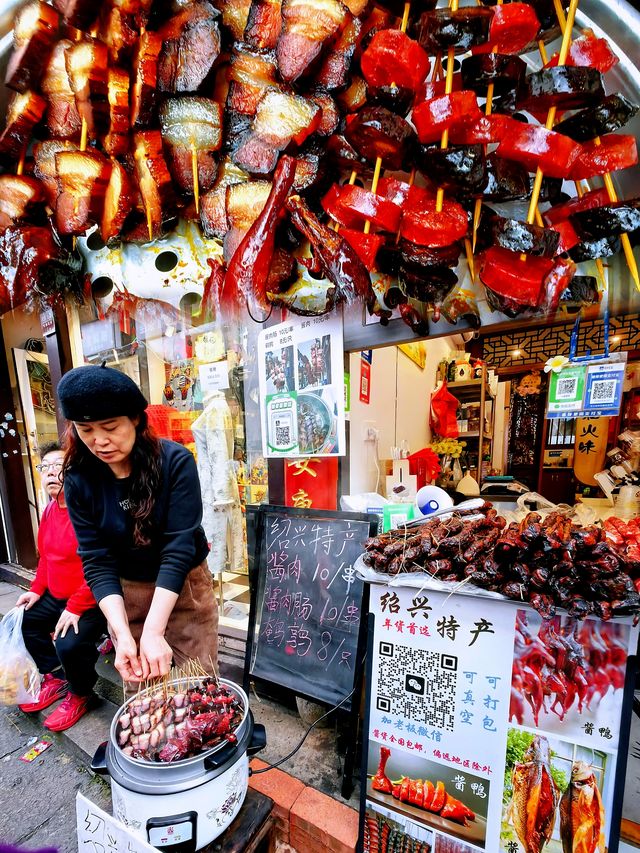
[{"xmin": 252, "ymin": 510, "xmax": 371, "ymax": 707}]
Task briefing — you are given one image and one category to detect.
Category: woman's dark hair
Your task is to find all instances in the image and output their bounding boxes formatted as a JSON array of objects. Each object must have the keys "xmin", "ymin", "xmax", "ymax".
[
  {"xmin": 39, "ymin": 440, "xmax": 63, "ymax": 458},
  {"xmin": 64, "ymin": 411, "xmax": 162, "ymax": 547}
]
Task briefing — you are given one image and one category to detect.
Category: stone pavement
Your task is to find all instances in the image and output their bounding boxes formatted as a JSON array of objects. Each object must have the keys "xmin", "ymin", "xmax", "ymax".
[{"xmin": 0, "ymin": 704, "xmax": 111, "ymax": 852}]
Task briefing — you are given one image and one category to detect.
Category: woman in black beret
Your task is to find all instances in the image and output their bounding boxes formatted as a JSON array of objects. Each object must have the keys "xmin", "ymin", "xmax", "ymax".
[{"xmin": 57, "ymin": 364, "xmax": 218, "ymax": 683}]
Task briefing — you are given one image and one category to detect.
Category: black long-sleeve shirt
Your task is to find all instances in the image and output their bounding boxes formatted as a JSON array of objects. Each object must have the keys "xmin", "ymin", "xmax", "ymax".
[{"xmin": 64, "ymin": 439, "xmax": 209, "ymax": 603}]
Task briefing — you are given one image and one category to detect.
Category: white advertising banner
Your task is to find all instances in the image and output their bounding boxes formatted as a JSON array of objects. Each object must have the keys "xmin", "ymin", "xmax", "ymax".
[
  {"xmin": 362, "ymin": 584, "xmax": 638, "ymax": 853},
  {"xmin": 258, "ymin": 311, "xmax": 346, "ymax": 457}
]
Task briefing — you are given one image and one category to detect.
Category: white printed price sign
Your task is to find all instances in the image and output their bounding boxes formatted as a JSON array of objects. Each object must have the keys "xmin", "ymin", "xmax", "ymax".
[
  {"xmin": 76, "ymin": 792, "xmax": 157, "ymax": 852},
  {"xmin": 257, "ymin": 311, "xmax": 346, "ymax": 457},
  {"xmin": 547, "ymin": 354, "xmax": 627, "ymax": 419},
  {"xmin": 359, "ymin": 584, "xmax": 638, "ymax": 853}
]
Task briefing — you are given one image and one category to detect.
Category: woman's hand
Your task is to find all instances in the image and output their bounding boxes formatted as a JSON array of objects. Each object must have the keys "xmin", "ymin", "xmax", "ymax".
[
  {"xmin": 113, "ymin": 630, "xmax": 144, "ymax": 682},
  {"xmin": 16, "ymin": 591, "xmax": 41, "ymax": 609},
  {"xmin": 139, "ymin": 630, "xmax": 173, "ymax": 679},
  {"xmin": 53, "ymin": 609, "xmax": 80, "ymax": 640}
]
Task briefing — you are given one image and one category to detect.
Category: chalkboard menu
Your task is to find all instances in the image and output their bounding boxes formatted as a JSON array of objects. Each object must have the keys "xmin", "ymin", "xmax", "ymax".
[{"xmin": 246, "ymin": 505, "xmax": 376, "ymax": 709}]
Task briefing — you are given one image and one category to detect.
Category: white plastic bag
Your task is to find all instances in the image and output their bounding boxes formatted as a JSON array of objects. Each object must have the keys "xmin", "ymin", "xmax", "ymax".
[{"xmin": 0, "ymin": 607, "xmax": 40, "ymax": 705}]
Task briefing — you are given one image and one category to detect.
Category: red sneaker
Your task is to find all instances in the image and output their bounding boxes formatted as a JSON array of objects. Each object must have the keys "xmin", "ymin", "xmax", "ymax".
[
  {"xmin": 43, "ymin": 692, "xmax": 97, "ymax": 732},
  {"xmin": 18, "ymin": 673, "xmax": 68, "ymax": 713}
]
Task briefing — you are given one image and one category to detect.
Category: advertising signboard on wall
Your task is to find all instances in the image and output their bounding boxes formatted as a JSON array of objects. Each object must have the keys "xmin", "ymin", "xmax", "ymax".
[
  {"xmin": 258, "ymin": 312, "xmax": 346, "ymax": 457},
  {"xmin": 361, "ymin": 584, "xmax": 638, "ymax": 853}
]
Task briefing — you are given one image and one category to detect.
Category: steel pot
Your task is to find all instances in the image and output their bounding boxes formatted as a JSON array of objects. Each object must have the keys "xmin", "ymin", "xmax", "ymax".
[{"xmin": 91, "ymin": 678, "xmax": 266, "ymax": 852}]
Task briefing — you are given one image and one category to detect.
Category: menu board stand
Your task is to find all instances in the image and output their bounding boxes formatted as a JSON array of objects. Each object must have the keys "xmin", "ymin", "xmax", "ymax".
[{"xmin": 244, "ymin": 504, "xmax": 377, "ymax": 797}]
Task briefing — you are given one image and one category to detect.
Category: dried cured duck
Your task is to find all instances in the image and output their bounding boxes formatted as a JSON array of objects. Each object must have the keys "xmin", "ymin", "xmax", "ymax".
[
  {"xmin": 160, "ymin": 98, "xmax": 224, "ymax": 196},
  {"xmin": 276, "ymin": 0, "xmax": 350, "ymax": 83},
  {"xmin": 40, "ymin": 40, "xmax": 83, "ymax": 140},
  {"xmin": 157, "ymin": 2, "xmax": 221, "ymax": 94},
  {"xmin": 54, "ymin": 149, "xmax": 112, "ymax": 236},
  {"xmin": 0, "ymin": 90, "xmax": 46, "ymax": 157},
  {"xmin": 0, "ymin": 176, "xmax": 44, "ymax": 234},
  {"xmin": 510, "ymin": 735, "xmax": 559, "ymax": 853},
  {"xmin": 5, "ymin": 1, "xmax": 59, "ymax": 94},
  {"xmin": 559, "ymin": 762, "xmax": 605, "ymax": 853}
]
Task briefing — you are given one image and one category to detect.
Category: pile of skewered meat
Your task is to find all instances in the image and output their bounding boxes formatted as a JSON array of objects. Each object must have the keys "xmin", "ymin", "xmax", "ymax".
[
  {"xmin": 371, "ymin": 746, "xmax": 476, "ymax": 826},
  {"xmin": 0, "ymin": 0, "xmax": 638, "ymax": 324},
  {"xmin": 364, "ymin": 811, "xmax": 431, "ymax": 853},
  {"xmin": 116, "ymin": 678, "xmax": 244, "ymax": 763},
  {"xmin": 362, "ymin": 504, "xmax": 640, "ymax": 618},
  {"xmin": 510, "ymin": 612, "xmax": 627, "ymax": 726}
]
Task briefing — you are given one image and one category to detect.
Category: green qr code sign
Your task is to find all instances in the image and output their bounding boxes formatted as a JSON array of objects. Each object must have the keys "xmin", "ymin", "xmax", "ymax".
[{"xmin": 548, "ymin": 365, "xmax": 586, "ymax": 410}]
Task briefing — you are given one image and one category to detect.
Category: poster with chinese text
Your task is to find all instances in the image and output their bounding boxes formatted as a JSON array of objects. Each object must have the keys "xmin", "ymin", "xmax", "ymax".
[
  {"xmin": 257, "ymin": 312, "xmax": 346, "ymax": 457},
  {"xmin": 361, "ymin": 584, "xmax": 638, "ymax": 853}
]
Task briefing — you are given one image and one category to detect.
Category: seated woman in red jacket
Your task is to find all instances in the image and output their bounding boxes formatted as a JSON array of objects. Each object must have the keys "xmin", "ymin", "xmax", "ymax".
[{"xmin": 16, "ymin": 442, "xmax": 106, "ymax": 732}]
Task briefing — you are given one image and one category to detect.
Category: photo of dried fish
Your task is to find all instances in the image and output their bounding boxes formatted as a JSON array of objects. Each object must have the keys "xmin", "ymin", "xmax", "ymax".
[
  {"xmin": 501, "ymin": 729, "xmax": 611, "ymax": 853},
  {"xmin": 509, "ymin": 610, "xmax": 629, "ymax": 741}
]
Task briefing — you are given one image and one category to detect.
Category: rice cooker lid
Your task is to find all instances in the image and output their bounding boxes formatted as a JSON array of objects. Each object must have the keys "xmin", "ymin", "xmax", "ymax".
[{"xmin": 106, "ymin": 711, "xmax": 254, "ymax": 796}]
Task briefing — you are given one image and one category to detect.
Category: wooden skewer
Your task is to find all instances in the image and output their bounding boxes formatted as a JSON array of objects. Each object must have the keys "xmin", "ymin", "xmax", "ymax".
[
  {"xmin": 472, "ymin": 0, "xmax": 502, "ymax": 251},
  {"xmin": 191, "ymin": 144, "xmax": 200, "ymax": 214},
  {"xmin": 547, "ymin": 0, "xmax": 639, "ymax": 300},
  {"xmin": 16, "ymin": 146, "xmax": 26, "ymax": 176},
  {"xmin": 524, "ymin": 0, "xmax": 579, "ymax": 250},
  {"xmin": 361, "ymin": 1, "xmax": 411, "ymax": 235}
]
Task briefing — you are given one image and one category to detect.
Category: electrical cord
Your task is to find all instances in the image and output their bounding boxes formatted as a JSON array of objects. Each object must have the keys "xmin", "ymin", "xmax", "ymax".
[{"xmin": 249, "ymin": 656, "xmax": 366, "ymax": 775}]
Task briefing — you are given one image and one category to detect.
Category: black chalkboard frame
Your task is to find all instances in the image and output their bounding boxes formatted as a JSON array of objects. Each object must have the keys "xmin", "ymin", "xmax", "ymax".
[{"xmin": 243, "ymin": 504, "xmax": 377, "ymax": 714}]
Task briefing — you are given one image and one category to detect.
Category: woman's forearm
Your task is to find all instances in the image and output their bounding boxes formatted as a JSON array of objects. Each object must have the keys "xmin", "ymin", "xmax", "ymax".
[
  {"xmin": 99, "ymin": 594, "xmax": 130, "ymax": 638},
  {"xmin": 143, "ymin": 587, "xmax": 180, "ymax": 635}
]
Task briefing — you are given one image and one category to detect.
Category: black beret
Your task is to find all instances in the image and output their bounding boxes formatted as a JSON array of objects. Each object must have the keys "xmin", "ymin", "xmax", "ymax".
[{"xmin": 57, "ymin": 364, "xmax": 148, "ymax": 422}]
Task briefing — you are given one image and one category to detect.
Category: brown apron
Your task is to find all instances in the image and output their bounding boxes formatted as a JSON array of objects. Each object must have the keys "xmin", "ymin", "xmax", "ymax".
[{"xmin": 120, "ymin": 561, "xmax": 219, "ymax": 672}]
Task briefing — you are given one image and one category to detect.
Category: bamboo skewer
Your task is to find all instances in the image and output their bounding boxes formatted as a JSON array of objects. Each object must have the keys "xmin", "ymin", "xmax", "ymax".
[
  {"xmin": 472, "ymin": 0, "xmax": 502, "ymax": 252},
  {"xmin": 191, "ymin": 144, "xmax": 200, "ymax": 214},
  {"xmin": 523, "ymin": 0, "xmax": 579, "ymax": 269},
  {"xmin": 361, "ymin": 0, "xmax": 411, "ymax": 235},
  {"xmin": 552, "ymin": 0, "xmax": 639, "ymax": 290}
]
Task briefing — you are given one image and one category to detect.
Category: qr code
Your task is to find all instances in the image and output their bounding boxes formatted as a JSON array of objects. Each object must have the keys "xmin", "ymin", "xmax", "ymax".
[
  {"xmin": 274, "ymin": 424, "xmax": 291, "ymax": 447},
  {"xmin": 589, "ymin": 379, "xmax": 616, "ymax": 405},
  {"xmin": 555, "ymin": 376, "xmax": 578, "ymax": 400},
  {"xmin": 376, "ymin": 641, "xmax": 457, "ymax": 731}
]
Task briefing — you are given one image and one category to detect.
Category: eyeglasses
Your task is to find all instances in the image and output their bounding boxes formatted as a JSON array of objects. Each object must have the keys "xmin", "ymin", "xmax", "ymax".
[{"xmin": 36, "ymin": 462, "xmax": 64, "ymax": 473}]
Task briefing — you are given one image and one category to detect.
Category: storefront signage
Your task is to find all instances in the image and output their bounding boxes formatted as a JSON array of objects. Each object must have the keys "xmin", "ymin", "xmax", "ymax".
[
  {"xmin": 284, "ymin": 457, "xmax": 339, "ymax": 510},
  {"xmin": 76, "ymin": 792, "xmax": 156, "ymax": 852},
  {"xmin": 258, "ymin": 312, "xmax": 346, "ymax": 457},
  {"xmin": 360, "ymin": 584, "xmax": 638, "ymax": 853},
  {"xmin": 360, "ymin": 351, "xmax": 372, "ymax": 405},
  {"xmin": 547, "ymin": 356, "xmax": 627, "ymax": 419},
  {"xmin": 198, "ymin": 360, "xmax": 229, "ymax": 395},
  {"xmin": 246, "ymin": 506, "xmax": 375, "ymax": 709}
]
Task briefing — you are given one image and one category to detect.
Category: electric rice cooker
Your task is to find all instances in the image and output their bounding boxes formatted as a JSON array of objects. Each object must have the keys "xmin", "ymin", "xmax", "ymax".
[{"xmin": 91, "ymin": 678, "xmax": 266, "ymax": 852}]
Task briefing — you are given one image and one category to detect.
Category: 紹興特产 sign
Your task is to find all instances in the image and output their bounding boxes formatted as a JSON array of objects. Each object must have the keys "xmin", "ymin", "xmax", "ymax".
[{"xmin": 361, "ymin": 584, "xmax": 638, "ymax": 852}]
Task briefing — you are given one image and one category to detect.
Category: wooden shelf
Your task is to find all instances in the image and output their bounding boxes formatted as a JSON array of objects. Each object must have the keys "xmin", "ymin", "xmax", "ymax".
[{"xmin": 459, "ymin": 431, "xmax": 493, "ymax": 440}]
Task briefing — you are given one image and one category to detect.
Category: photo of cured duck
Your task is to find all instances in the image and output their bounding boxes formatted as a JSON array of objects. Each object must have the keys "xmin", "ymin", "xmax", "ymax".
[
  {"xmin": 509, "ymin": 610, "xmax": 629, "ymax": 739},
  {"xmin": 366, "ymin": 743, "xmax": 488, "ymax": 848},
  {"xmin": 502, "ymin": 729, "xmax": 610, "ymax": 853}
]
